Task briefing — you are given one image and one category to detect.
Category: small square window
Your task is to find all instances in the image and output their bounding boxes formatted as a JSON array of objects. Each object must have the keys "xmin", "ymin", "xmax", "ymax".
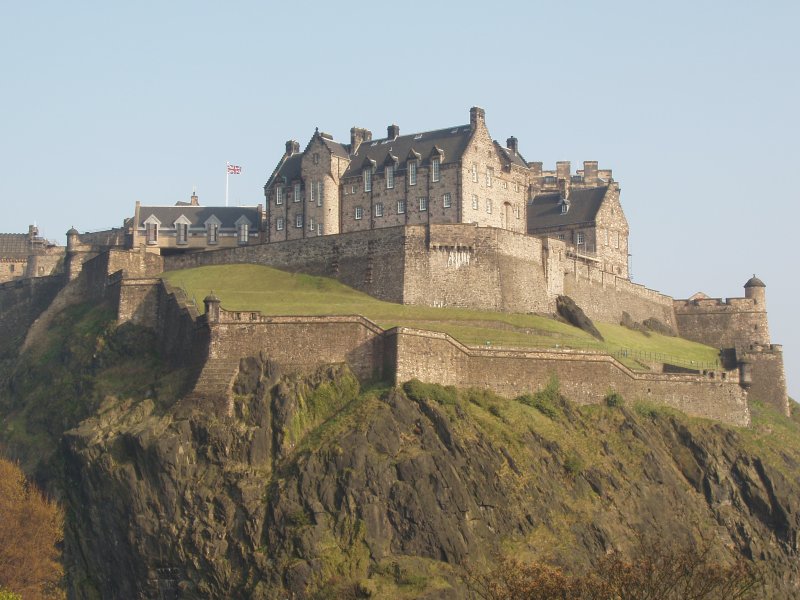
[
  {"xmin": 355, "ymin": 206, "xmax": 363, "ymax": 220},
  {"xmin": 419, "ymin": 197, "xmax": 428, "ymax": 211},
  {"xmin": 443, "ymin": 193, "xmax": 451, "ymax": 208}
]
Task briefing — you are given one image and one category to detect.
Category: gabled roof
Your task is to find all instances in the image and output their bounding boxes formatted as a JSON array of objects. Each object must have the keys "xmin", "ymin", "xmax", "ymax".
[
  {"xmin": 0, "ymin": 233, "xmax": 30, "ymax": 258},
  {"xmin": 527, "ymin": 186, "xmax": 608, "ymax": 231},
  {"xmin": 495, "ymin": 142, "xmax": 528, "ymax": 169},
  {"xmin": 136, "ymin": 206, "xmax": 261, "ymax": 229},
  {"xmin": 320, "ymin": 136, "xmax": 349, "ymax": 159},
  {"xmin": 343, "ymin": 125, "xmax": 474, "ymax": 177},
  {"xmin": 266, "ymin": 153, "xmax": 304, "ymax": 189}
]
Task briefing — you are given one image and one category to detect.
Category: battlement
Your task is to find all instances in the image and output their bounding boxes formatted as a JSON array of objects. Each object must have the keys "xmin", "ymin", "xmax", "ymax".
[
  {"xmin": 673, "ymin": 296, "xmax": 761, "ymax": 312},
  {"xmin": 529, "ymin": 160, "xmax": 614, "ymax": 193}
]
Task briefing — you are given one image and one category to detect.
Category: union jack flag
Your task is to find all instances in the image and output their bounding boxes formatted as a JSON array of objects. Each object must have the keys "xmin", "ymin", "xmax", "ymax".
[{"xmin": 227, "ymin": 164, "xmax": 242, "ymax": 174}]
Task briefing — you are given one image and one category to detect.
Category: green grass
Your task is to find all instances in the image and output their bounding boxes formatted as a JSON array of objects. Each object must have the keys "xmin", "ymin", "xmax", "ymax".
[{"xmin": 163, "ymin": 264, "xmax": 720, "ymax": 370}]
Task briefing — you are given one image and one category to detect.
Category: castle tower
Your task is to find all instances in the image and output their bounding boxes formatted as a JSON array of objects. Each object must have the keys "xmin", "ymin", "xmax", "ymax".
[{"xmin": 744, "ymin": 274, "xmax": 766, "ymax": 308}]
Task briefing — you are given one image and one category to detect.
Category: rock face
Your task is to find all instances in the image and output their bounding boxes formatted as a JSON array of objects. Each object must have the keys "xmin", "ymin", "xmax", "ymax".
[
  {"xmin": 61, "ymin": 356, "xmax": 800, "ymax": 598},
  {"xmin": 556, "ymin": 295, "xmax": 604, "ymax": 340}
]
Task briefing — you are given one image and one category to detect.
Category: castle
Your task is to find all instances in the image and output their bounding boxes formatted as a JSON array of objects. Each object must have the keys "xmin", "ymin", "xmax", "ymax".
[{"xmin": 0, "ymin": 107, "xmax": 788, "ymax": 425}]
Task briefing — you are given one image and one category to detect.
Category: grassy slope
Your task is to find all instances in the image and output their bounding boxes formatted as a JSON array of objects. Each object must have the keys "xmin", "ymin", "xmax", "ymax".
[{"xmin": 163, "ymin": 264, "xmax": 719, "ymax": 370}]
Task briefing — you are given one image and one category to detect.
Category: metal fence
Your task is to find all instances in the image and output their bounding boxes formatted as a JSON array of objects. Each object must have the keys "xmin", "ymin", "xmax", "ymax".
[{"xmin": 611, "ymin": 348, "xmax": 721, "ymax": 371}]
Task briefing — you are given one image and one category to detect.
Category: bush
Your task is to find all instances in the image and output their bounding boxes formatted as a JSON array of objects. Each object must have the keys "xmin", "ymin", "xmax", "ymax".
[
  {"xmin": 0, "ymin": 457, "xmax": 64, "ymax": 598},
  {"xmin": 516, "ymin": 376, "xmax": 561, "ymax": 419},
  {"xmin": 563, "ymin": 453, "xmax": 585, "ymax": 476},
  {"xmin": 604, "ymin": 391, "xmax": 624, "ymax": 407}
]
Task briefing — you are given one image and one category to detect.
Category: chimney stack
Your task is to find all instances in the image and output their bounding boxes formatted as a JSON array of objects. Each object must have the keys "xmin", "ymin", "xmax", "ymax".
[
  {"xmin": 506, "ymin": 136, "xmax": 518, "ymax": 155},
  {"xmin": 583, "ymin": 161, "xmax": 598, "ymax": 184},
  {"xmin": 470, "ymin": 106, "xmax": 486, "ymax": 130},
  {"xmin": 387, "ymin": 124, "xmax": 400, "ymax": 139},
  {"xmin": 350, "ymin": 127, "xmax": 372, "ymax": 154},
  {"xmin": 556, "ymin": 161, "xmax": 571, "ymax": 181},
  {"xmin": 285, "ymin": 140, "xmax": 300, "ymax": 156},
  {"xmin": 190, "ymin": 191, "xmax": 199, "ymax": 206}
]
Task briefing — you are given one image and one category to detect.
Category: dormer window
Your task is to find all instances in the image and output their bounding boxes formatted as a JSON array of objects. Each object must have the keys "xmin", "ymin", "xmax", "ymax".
[
  {"xmin": 205, "ymin": 215, "xmax": 221, "ymax": 244},
  {"xmin": 561, "ymin": 202, "xmax": 569, "ymax": 214},
  {"xmin": 174, "ymin": 215, "xmax": 191, "ymax": 245},
  {"xmin": 386, "ymin": 165, "xmax": 394, "ymax": 189},
  {"xmin": 363, "ymin": 168, "xmax": 372, "ymax": 192},
  {"xmin": 408, "ymin": 160, "xmax": 417, "ymax": 186},
  {"xmin": 431, "ymin": 157, "xmax": 440, "ymax": 182},
  {"xmin": 235, "ymin": 216, "xmax": 251, "ymax": 245},
  {"xmin": 145, "ymin": 222, "xmax": 158, "ymax": 244}
]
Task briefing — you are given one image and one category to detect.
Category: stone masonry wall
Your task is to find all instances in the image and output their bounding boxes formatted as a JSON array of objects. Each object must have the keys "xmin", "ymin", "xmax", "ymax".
[
  {"xmin": 388, "ymin": 327, "xmax": 749, "ymax": 426},
  {"xmin": 564, "ymin": 262, "xmax": 676, "ymax": 327},
  {"xmin": 0, "ymin": 275, "xmax": 65, "ymax": 357},
  {"xmin": 674, "ymin": 298, "xmax": 770, "ymax": 348},
  {"xmin": 740, "ymin": 347, "xmax": 789, "ymax": 416}
]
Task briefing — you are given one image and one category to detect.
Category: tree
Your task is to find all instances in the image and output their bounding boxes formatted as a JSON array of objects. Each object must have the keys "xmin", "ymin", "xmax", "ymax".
[{"xmin": 0, "ymin": 457, "xmax": 64, "ymax": 599}]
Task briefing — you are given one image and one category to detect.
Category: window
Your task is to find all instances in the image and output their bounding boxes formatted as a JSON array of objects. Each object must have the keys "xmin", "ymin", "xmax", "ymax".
[
  {"xmin": 443, "ymin": 193, "xmax": 451, "ymax": 208},
  {"xmin": 408, "ymin": 160, "xmax": 417, "ymax": 185},
  {"xmin": 351, "ymin": 184, "xmax": 357, "ymax": 194},
  {"xmin": 486, "ymin": 199, "xmax": 492, "ymax": 214},
  {"xmin": 176, "ymin": 223, "xmax": 188, "ymax": 244},
  {"xmin": 316, "ymin": 181, "xmax": 323, "ymax": 206},
  {"xmin": 207, "ymin": 224, "xmax": 218, "ymax": 244},
  {"xmin": 276, "ymin": 217, "xmax": 285, "ymax": 231},
  {"xmin": 486, "ymin": 168, "xmax": 493, "ymax": 187},
  {"xmin": 313, "ymin": 153, "xmax": 319, "ymax": 165},
  {"xmin": 363, "ymin": 169, "xmax": 372, "ymax": 192},
  {"xmin": 472, "ymin": 194, "xmax": 478, "ymax": 210},
  {"xmin": 471, "ymin": 163, "xmax": 478, "ymax": 182},
  {"xmin": 386, "ymin": 165, "xmax": 394, "ymax": 189},
  {"xmin": 145, "ymin": 222, "xmax": 158, "ymax": 244},
  {"xmin": 397, "ymin": 200, "xmax": 406, "ymax": 214},
  {"xmin": 614, "ymin": 232, "xmax": 619, "ymax": 249},
  {"xmin": 557, "ymin": 233, "xmax": 565, "ymax": 240},
  {"xmin": 501, "ymin": 181, "xmax": 507, "ymax": 189},
  {"xmin": 317, "ymin": 223, "xmax": 322, "ymax": 236},
  {"xmin": 310, "ymin": 181, "xmax": 315, "ymax": 203},
  {"xmin": 355, "ymin": 206, "xmax": 363, "ymax": 220},
  {"xmin": 308, "ymin": 217, "xmax": 315, "ymax": 231},
  {"xmin": 9, "ymin": 264, "xmax": 14, "ymax": 273},
  {"xmin": 576, "ymin": 231, "xmax": 584, "ymax": 245},
  {"xmin": 514, "ymin": 181, "xmax": 519, "ymax": 192},
  {"xmin": 295, "ymin": 214, "xmax": 303, "ymax": 228},
  {"xmin": 561, "ymin": 203, "xmax": 568, "ymax": 214},
  {"xmin": 293, "ymin": 183, "xmax": 301, "ymax": 202},
  {"xmin": 374, "ymin": 202, "xmax": 384, "ymax": 217},
  {"xmin": 276, "ymin": 186, "xmax": 284, "ymax": 205},
  {"xmin": 419, "ymin": 197, "xmax": 428, "ymax": 211},
  {"xmin": 604, "ymin": 229, "xmax": 609, "ymax": 245},
  {"xmin": 431, "ymin": 158, "xmax": 440, "ymax": 182},
  {"xmin": 238, "ymin": 223, "xmax": 249, "ymax": 244}
]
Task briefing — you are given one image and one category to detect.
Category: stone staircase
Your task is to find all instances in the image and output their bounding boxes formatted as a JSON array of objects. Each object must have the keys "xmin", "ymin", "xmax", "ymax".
[{"xmin": 179, "ymin": 357, "xmax": 241, "ymax": 416}]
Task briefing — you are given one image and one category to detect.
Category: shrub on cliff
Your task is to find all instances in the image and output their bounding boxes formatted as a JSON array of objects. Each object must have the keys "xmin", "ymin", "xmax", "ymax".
[{"xmin": 0, "ymin": 457, "xmax": 64, "ymax": 599}]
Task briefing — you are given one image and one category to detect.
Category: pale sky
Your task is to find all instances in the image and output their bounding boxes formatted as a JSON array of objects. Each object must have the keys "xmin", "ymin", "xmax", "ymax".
[{"xmin": 1, "ymin": 1, "xmax": 798, "ymax": 399}]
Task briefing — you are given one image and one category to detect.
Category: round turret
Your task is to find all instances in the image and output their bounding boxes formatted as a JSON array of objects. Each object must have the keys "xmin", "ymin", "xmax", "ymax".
[
  {"xmin": 66, "ymin": 227, "xmax": 80, "ymax": 251},
  {"xmin": 204, "ymin": 291, "xmax": 221, "ymax": 323},
  {"xmin": 744, "ymin": 274, "xmax": 766, "ymax": 306}
]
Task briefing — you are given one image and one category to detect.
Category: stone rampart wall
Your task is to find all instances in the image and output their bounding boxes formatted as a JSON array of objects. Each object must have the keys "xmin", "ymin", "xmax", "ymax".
[
  {"xmin": 740, "ymin": 347, "xmax": 789, "ymax": 416},
  {"xmin": 563, "ymin": 262, "xmax": 676, "ymax": 326},
  {"xmin": 388, "ymin": 327, "xmax": 748, "ymax": 426},
  {"xmin": 674, "ymin": 298, "xmax": 770, "ymax": 348},
  {"xmin": 0, "ymin": 275, "xmax": 65, "ymax": 358}
]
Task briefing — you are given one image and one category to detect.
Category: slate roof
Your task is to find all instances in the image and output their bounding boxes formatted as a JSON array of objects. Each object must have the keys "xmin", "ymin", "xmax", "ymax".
[
  {"xmin": 343, "ymin": 125, "xmax": 474, "ymax": 177},
  {"xmin": 527, "ymin": 186, "xmax": 609, "ymax": 231},
  {"xmin": 0, "ymin": 233, "xmax": 30, "ymax": 258},
  {"xmin": 495, "ymin": 142, "xmax": 528, "ymax": 169},
  {"xmin": 266, "ymin": 153, "xmax": 304, "ymax": 188},
  {"xmin": 320, "ymin": 136, "xmax": 349, "ymax": 159},
  {"xmin": 744, "ymin": 275, "xmax": 765, "ymax": 288},
  {"xmin": 136, "ymin": 206, "xmax": 260, "ymax": 229}
]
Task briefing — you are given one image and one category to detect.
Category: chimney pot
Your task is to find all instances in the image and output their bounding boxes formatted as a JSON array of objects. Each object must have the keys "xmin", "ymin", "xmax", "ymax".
[
  {"xmin": 470, "ymin": 106, "xmax": 486, "ymax": 129},
  {"xmin": 506, "ymin": 136, "xmax": 518, "ymax": 155},
  {"xmin": 387, "ymin": 124, "xmax": 399, "ymax": 139}
]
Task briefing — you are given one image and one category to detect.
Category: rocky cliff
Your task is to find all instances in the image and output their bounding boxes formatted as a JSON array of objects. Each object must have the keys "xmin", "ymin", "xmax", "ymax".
[{"xmin": 2, "ymin": 291, "xmax": 799, "ymax": 598}]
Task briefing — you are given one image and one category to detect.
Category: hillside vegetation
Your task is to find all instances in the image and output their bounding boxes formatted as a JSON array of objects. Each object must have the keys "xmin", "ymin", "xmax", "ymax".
[{"xmin": 164, "ymin": 263, "xmax": 720, "ymax": 370}]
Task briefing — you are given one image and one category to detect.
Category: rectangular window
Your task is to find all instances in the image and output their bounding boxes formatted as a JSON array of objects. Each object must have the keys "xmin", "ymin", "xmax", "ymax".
[
  {"xmin": 316, "ymin": 181, "xmax": 323, "ymax": 206},
  {"xmin": 207, "ymin": 224, "xmax": 218, "ymax": 244},
  {"xmin": 351, "ymin": 184, "xmax": 357, "ymax": 194},
  {"xmin": 308, "ymin": 217, "xmax": 315, "ymax": 231},
  {"xmin": 363, "ymin": 169, "xmax": 372, "ymax": 192},
  {"xmin": 557, "ymin": 233, "xmax": 565, "ymax": 240},
  {"xmin": 576, "ymin": 231, "xmax": 584, "ymax": 245},
  {"xmin": 310, "ymin": 181, "xmax": 315, "ymax": 203},
  {"xmin": 276, "ymin": 186, "xmax": 284, "ymax": 205},
  {"xmin": 409, "ymin": 160, "xmax": 417, "ymax": 186},
  {"xmin": 276, "ymin": 217, "xmax": 285, "ymax": 231},
  {"xmin": 386, "ymin": 165, "xmax": 394, "ymax": 189},
  {"xmin": 486, "ymin": 199, "xmax": 492, "ymax": 214},
  {"xmin": 355, "ymin": 206, "xmax": 363, "ymax": 220},
  {"xmin": 374, "ymin": 203, "xmax": 383, "ymax": 217},
  {"xmin": 514, "ymin": 181, "xmax": 519, "ymax": 192},
  {"xmin": 604, "ymin": 229, "xmax": 609, "ymax": 245},
  {"xmin": 443, "ymin": 193, "xmax": 451, "ymax": 208},
  {"xmin": 176, "ymin": 223, "xmax": 187, "ymax": 244},
  {"xmin": 295, "ymin": 214, "xmax": 303, "ymax": 228},
  {"xmin": 486, "ymin": 168, "xmax": 493, "ymax": 187},
  {"xmin": 145, "ymin": 223, "xmax": 158, "ymax": 244},
  {"xmin": 614, "ymin": 232, "xmax": 619, "ymax": 249},
  {"xmin": 419, "ymin": 197, "xmax": 428, "ymax": 211},
  {"xmin": 471, "ymin": 163, "xmax": 478, "ymax": 182},
  {"xmin": 238, "ymin": 223, "xmax": 249, "ymax": 244},
  {"xmin": 431, "ymin": 158, "xmax": 440, "ymax": 182},
  {"xmin": 317, "ymin": 223, "xmax": 322, "ymax": 236},
  {"xmin": 472, "ymin": 194, "xmax": 478, "ymax": 210},
  {"xmin": 293, "ymin": 183, "xmax": 301, "ymax": 202},
  {"xmin": 397, "ymin": 200, "xmax": 406, "ymax": 214}
]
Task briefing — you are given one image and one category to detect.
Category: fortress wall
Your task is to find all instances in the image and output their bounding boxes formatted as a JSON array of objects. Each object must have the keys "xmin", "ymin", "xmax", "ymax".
[
  {"xmin": 156, "ymin": 281, "xmax": 208, "ymax": 371},
  {"xmin": 208, "ymin": 314, "xmax": 386, "ymax": 382},
  {"xmin": 0, "ymin": 275, "xmax": 65, "ymax": 358},
  {"xmin": 106, "ymin": 248, "xmax": 164, "ymax": 279},
  {"xmin": 402, "ymin": 225, "xmax": 553, "ymax": 312},
  {"xmin": 741, "ymin": 347, "xmax": 789, "ymax": 416},
  {"xmin": 164, "ymin": 227, "xmax": 408, "ymax": 303},
  {"xmin": 563, "ymin": 264, "xmax": 676, "ymax": 326},
  {"xmin": 117, "ymin": 278, "xmax": 161, "ymax": 328},
  {"xmin": 389, "ymin": 328, "xmax": 748, "ymax": 426},
  {"xmin": 673, "ymin": 299, "xmax": 770, "ymax": 348}
]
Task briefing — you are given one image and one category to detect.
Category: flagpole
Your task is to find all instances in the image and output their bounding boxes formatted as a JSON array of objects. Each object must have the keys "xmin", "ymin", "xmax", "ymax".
[{"xmin": 225, "ymin": 162, "xmax": 230, "ymax": 207}]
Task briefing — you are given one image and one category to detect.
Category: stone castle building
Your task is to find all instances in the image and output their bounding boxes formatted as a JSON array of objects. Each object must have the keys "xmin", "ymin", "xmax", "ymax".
[{"xmin": 0, "ymin": 225, "xmax": 64, "ymax": 283}]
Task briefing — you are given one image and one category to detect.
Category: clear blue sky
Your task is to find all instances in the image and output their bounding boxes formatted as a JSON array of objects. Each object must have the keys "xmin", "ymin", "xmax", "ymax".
[{"xmin": 2, "ymin": 1, "xmax": 798, "ymax": 399}]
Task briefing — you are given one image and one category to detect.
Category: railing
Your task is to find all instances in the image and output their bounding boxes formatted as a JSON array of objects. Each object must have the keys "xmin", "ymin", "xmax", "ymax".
[{"xmin": 612, "ymin": 348, "xmax": 721, "ymax": 371}]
